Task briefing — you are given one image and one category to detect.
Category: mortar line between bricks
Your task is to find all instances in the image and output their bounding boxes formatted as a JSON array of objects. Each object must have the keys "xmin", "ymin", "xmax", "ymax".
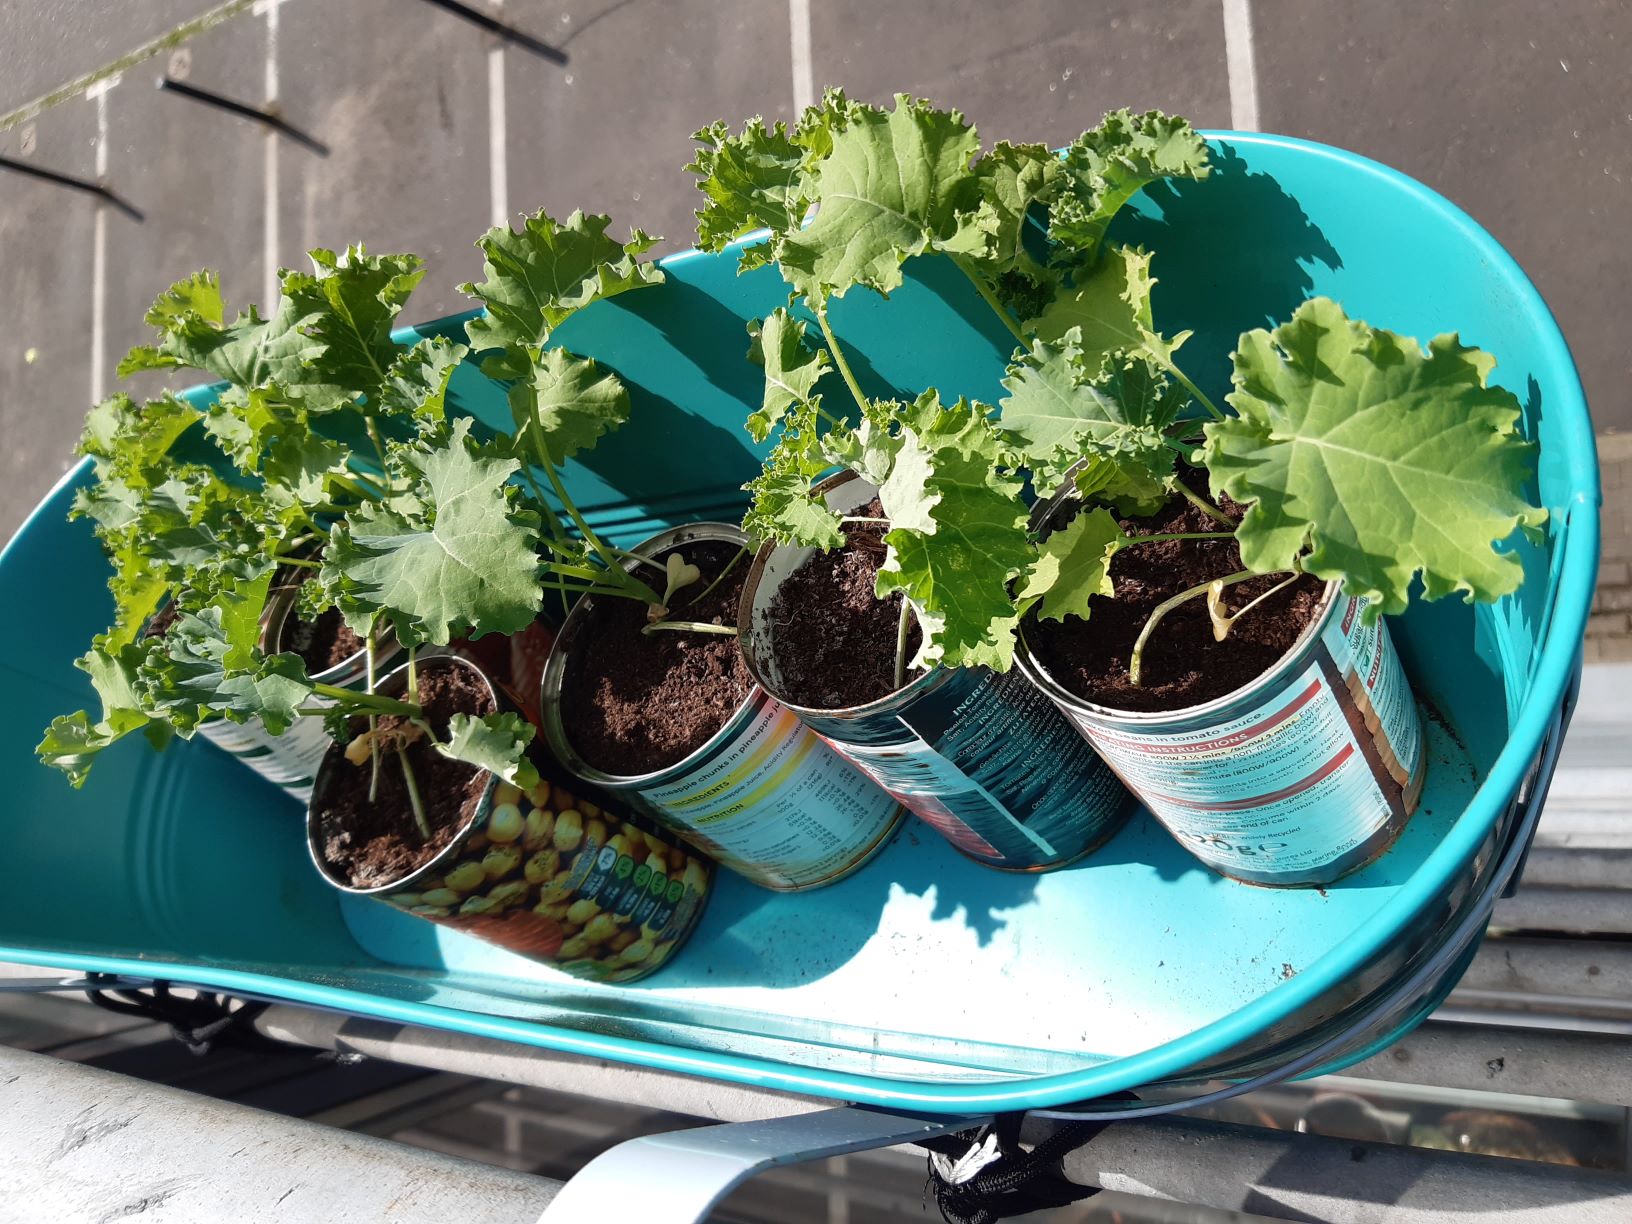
[
  {"xmin": 1221, "ymin": 0, "xmax": 1260, "ymax": 132},
  {"xmin": 89, "ymin": 86, "xmax": 110, "ymax": 404},
  {"xmin": 487, "ymin": 0, "xmax": 508, "ymax": 229},
  {"xmin": 0, "ymin": 0, "xmax": 258, "ymax": 133},
  {"xmin": 788, "ymin": 0, "xmax": 815, "ymax": 115}
]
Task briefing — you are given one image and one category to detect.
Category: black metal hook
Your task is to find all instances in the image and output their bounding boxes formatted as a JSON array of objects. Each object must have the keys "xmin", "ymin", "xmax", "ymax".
[
  {"xmin": 411, "ymin": 0, "xmax": 568, "ymax": 64},
  {"xmin": 0, "ymin": 154, "xmax": 143, "ymax": 221},
  {"xmin": 156, "ymin": 76, "xmax": 330, "ymax": 156}
]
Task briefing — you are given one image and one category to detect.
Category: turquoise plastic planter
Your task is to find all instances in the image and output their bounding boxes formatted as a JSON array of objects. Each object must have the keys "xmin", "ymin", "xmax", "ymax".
[{"xmin": 0, "ymin": 133, "xmax": 1598, "ymax": 1114}]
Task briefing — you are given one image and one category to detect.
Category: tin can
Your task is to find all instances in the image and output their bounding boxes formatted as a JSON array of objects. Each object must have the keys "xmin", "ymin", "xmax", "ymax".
[
  {"xmin": 737, "ymin": 472, "xmax": 1133, "ymax": 872},
  {"xmin": 169, "ymin": 583, "xmax": 401, "ymax": 805},
  {"xmin": 540, "ymin": 523, "xmax": 903, "ymax": 892},
  {"xmin": 1015, "ymin": 482, "xmax": 1428, "ymax": 887},
  {"xmin": 308, "ymin": 655, "xmax": 713, "ymax": 983}
]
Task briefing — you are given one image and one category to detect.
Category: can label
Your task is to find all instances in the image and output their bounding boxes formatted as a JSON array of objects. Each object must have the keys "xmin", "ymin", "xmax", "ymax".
[
  {"xmin": 382, "ymin": 776, "xmax": 713, "ymax": 983},
  {"xmin": 823, "ymin": 667, "xmax": 1129, "ymax": 869},
  {"xmin": 634, "ymin": 694, "xmax": 901, "ymax": 890},
  {"xmin": 1065, "ymin": 596, "xmax": 1424, "ymax": 883},
  {"xmin": 196, "ymin": 714, "xmax": 333, "ymax": 803}
]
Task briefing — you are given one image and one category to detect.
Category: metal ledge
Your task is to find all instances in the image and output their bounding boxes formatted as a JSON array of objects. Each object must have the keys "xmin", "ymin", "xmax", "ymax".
[
  {"xmin": 0, "ymin": 1044, "xmax": 560, "ymax": 1222},
  {"xmin": 1048, "ymin": 1114, "xmax": 1632, "ymax": 1224}
]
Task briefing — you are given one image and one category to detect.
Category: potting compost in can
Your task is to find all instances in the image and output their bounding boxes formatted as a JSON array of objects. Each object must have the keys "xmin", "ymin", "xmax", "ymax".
[
  {"xmin": 541, "ymin": 524, "xmax": 903, "ymax": 892},
  {"xmin": 1021, "ymin": 582, "xmax": 1426, "ymax": 886},
  {"xmin": 739, "ymin": 473, "xmax": 1132, "ymax": 871},
  {"xmin": 311, "ymin": 657, "xmax": 713, "ymax": 983}
]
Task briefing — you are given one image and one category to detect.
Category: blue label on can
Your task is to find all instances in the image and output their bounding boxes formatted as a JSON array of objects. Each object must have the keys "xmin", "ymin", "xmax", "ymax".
[{"xmin": 816, "ymin": 667, "xmax": 1129, "ymax": 868}]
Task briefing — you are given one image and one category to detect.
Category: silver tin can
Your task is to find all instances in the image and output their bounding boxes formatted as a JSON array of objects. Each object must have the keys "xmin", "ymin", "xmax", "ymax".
[
  {"xmin": 540, "ymin": 523, "xmax": 903, "ymax": 892},
  {"xmin": 1015, "ymin": 478, "xmax": 1427, "ymax": 887},
  {"xmin": 187, "ymin": 580, "xmax": 400, "ymax": 804},
  {"xmin": 737, "ymin": 472, "xmax": 1132, "ymax": 872},
  {"xmin": 308, "ymin": 655, "xmax": 713, "ymax": 983}
]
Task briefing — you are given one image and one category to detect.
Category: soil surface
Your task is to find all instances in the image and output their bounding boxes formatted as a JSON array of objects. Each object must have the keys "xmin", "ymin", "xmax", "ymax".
[
  {"xmin": 561, "ymin": 539, "xmax": 753, "ymax": 777},
  {"xmin": 284, "ymin": 605, "xmax": 365, "ymax": 674},
  {"xmin": 766, "ymin": 499, "xmax": 925, "ymax": 710},
  {"xmin": 273, "ymin": 569, "xmax": 366, "ymax": 674},
  {"xmin": 314, "ymin": 662, "xmax": 495, "ymax": 889},
  {"xmin": 1027, "ymin": 472, "xmax": 1325, "ymax": 712}
]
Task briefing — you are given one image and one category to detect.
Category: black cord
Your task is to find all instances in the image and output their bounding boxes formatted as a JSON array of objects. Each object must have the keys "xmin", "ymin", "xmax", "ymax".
[
  {"xmin": 84, "ymin": 976, "xmax": 281, "ymax": 1057},
  {"xmin": 920, "ymin": 1104, "xmax": 1130, "ymax": 1224}
]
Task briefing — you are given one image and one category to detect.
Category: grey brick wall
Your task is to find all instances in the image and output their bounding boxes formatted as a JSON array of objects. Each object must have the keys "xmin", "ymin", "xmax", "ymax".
[{"xmin": 1, "ymin": 0, "xmax": 1625, "ymax": 650}]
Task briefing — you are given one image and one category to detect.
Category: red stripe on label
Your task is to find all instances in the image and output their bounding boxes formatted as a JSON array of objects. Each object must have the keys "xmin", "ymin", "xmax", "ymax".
[
  {"xmin": 1148, "ymin": 743, "xmax": 1356, "ymax": 812},
  {"xmin": 1092, "ymin": 678, "xmax": 1325, "ymax": 755}
]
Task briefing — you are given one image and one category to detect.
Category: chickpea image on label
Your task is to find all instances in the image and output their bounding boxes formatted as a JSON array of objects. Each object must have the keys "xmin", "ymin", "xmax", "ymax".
[
  {"xmin": 583, "ymin": 913, "xmax": 621, "ymax": 944},
  {"xmin": 554, "ymin": 810, "xmax": 584, "ymax": 853},
  {"xmin": 559, "ymin": 934, "xmax": 591, "ymax": 959},
  {"xmin": 488, "ymin": 880, "xmax": 529, "ymax": 909},
  {"xmin": 482, "ymin": 844, "xmax": 522, "ymax": 880},
  {"xmin": 523, "ymin": 850, "xmax": 560, "ymax": 885},
  {"xmin": 523, "ymin": 807, "xmax": 554, "ymax": 849},
  {"xmin": 566, "ymin": 897, "xmax": 600, "ymax": 925},
  {"xmin": 443, "ymin": 861, "xmax": 486, "ymax": 894},
  {"xmin": 420, "ymin": 888, "xmax": 460, "ymax": 908},
  {"xmin": 488, "ymin": 802, "xmax": 525, "ymax": 844},
  {"xmin": 493, "ymin": 782, "xmax": 523, "ymax": 808}
]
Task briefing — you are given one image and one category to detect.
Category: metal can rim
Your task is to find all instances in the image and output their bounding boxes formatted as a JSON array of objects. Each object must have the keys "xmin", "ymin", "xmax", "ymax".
[
  {"xmin": 539, "ymin": 522, "xmax": 767, "ymax": 789},
  {"xmin": 1013, "ymin": 462, "xmax": 1343, "ymax": 730},
  {"xmin": 305, "ymin": 653, "xmax": 501, "ymax": 896},
  {"xmin": 264, "ymin": 569, "xmax": 402, "ymax": 687},
  {"xmin": 736, "ymin": 469, "xmax": 958, "ymax": 719}
]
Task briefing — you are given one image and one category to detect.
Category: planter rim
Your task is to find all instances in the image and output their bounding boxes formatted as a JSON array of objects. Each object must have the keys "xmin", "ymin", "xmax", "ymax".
[
  {"xmin": 306, "ymin": 653, "xmax": 500, "ymax": 896},
  {"xmin": 1015, "ymin": 463, "xmax": 1343, "ymax": 727},
  {"xmin": 736, "ymin": 469, "xmax": 958, "ymax": 717},
  {"xmin": 541, "ymin": 521, "xmax": 760, "ymax": 788}
]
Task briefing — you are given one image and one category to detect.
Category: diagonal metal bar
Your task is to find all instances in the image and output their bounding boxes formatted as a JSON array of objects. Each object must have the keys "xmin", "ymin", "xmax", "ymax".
[
  {"xmin": 156, "ymin": 76, "xmax": 329, "ymax": 155},
  {"xmin": 410, "ymin": 0, "xmax": 568, "ymax": 63},
  {"xmin": 0, "ymin": 155, "xmax": 143, "ymax": 220}
]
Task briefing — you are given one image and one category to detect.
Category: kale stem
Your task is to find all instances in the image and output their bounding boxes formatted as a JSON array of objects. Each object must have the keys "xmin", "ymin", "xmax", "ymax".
[
  {"xmin": 406, "ymin": 644, "xmax": 419, "ymax": 705},
  {"xmin": 1209, "ymin": 570, "xmax": 1302, "ymax": 642},
  {"xmin": 397, "ymin": 748, "xmax": 430, "ymax": 841},
  {"xmin": 366, "ymin": 633, "xmax": 380, "ymax": 803},
  {"xmin": 270, "ymin": 554, "xmax": 321, "ymax": 569},
  {"xmin": 642, "ymin": 620, "xmax": 738, "ymax": 637},
  {"xmin": 892, "ymin": 598, "xmax": 913, "ymax": 690},
  {"xmin": 686, "ymin": 544, "xmax": 749, "ymax": 607},
  {"xmin": 1174, "ymin": 482, "xmax": 1237, "ymax": 528},
  {"xmin": 952, "ymin": 254, "xmax": 1026, "ymax": 345},
  {"xmin": 520, "ymin": 461, "xmax": 569, "ymax": 545},
  {"xmin": 1128, "ymin": 569, "xmax": 1257, "ymax": 686},
  {"xmin": 1125, "ymin": 530, "xmax": 1237, "ymax": 547},
  {"xmin": 365, "ymin": 418, "xmax": 392, "ymax": 486},
  {"xmin": 540, "ymin": 455, "xmax": 661, "ymax": 604},
  {"xmin": 841, "ymin": 516, "xmax": 891, "ymax": 526},
  {"xmin": 311, "ymin": 683, "xmax": 419, "ymax": 716},
  {"xmin": 1161, "ymin": 361, "xmax": 1226, "ymax": 421},
  {"xmin": 814, "ymin": 302, "xmax": 870, "ymax": 417}
]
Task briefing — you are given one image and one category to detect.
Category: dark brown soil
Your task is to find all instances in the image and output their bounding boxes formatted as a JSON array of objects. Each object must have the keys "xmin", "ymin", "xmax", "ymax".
[
  {"xmin": 314, "ymin": 662, "xmax": 495, "ymax": 889},
  {"xmin": 561, "ymin": 539, "xmax": 753, "ymax": 777},
  {"xmin": 272, "ymin": 568, "xmax": 365, "ymax": 674},
  {"xmin": 284, "ymin": 606, "xmax": 365, "ymax": 674},
  {"xmin": 1027, "ymin": 472, "xmax": 1325, "ymax": 712},
  {"xmin": 765, "ymin": 499, "xmax": 925, "ymax": 709}
]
